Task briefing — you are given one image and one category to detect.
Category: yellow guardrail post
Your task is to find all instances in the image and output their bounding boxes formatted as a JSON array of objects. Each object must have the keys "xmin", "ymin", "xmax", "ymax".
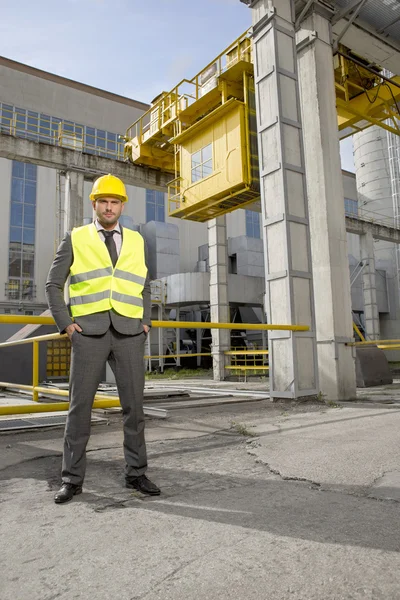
[{"xmin": 32, "ymin": 341, "xmax": 39, "ymax": 402}]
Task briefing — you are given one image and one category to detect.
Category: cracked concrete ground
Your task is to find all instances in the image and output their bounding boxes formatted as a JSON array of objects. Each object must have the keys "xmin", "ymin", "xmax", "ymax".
[{"xmin": 1, "ymin": 390, "xmax": 400, "ymax": 600}]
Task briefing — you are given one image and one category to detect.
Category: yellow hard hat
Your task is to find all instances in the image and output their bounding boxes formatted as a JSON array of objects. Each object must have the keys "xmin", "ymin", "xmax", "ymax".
[{"xmin": 90, "ymin": 174, "xmax": 128, "ymax": 203}]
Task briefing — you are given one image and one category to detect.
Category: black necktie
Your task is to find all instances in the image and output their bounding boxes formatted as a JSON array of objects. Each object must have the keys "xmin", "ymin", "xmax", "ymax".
[{"xmin": 103, "ymin": 230, "xmax": 118, "ymax": 267}]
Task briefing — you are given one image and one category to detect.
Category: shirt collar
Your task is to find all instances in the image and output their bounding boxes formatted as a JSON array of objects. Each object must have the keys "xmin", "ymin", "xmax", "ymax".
[{"xmin": 95, "ymin": 219, "xmax": 121, "ymax": 234}]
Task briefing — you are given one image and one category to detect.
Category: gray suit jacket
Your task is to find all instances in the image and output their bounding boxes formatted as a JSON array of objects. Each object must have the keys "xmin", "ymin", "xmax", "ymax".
[{"xmin": 46, "ymin": 227, "xmax": 152, "ymax": 336}]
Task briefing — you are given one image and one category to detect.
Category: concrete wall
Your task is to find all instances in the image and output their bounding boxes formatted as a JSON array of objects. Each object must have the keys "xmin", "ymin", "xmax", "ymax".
[{"xmin": 0, "ymin": 58, "xmax": 146, "ymax": 134}]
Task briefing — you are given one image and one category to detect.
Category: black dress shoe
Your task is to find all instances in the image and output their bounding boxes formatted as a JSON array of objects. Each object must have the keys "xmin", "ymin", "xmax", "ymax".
[
  {"xmin": 125, "ymin": 474, "xmax": 160, "ymax": 495},
  {"xmin": 54, "ymin": 483, "xmax": 82, "ymax": 504}
]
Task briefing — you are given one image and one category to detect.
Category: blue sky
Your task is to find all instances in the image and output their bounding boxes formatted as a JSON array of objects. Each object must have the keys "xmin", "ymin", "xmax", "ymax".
[{"xmin": 0, "ymin": 0, "xmax": 354, "ymax": 171}]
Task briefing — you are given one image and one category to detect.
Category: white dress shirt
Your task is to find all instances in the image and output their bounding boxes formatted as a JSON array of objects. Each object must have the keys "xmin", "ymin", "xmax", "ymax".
[{"xmin": 95, "ymin": 219, "xmax": 122, "ymax": 256}]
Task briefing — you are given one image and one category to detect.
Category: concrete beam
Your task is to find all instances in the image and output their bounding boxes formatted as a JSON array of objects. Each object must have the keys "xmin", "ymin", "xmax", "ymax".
[
  {"xmin": 0, "ymin": 134, "xmax": 169, "ymax": 191},
  {"xmin": 345, "ymin": 216, "xmax": 400, "ymax": 244}
]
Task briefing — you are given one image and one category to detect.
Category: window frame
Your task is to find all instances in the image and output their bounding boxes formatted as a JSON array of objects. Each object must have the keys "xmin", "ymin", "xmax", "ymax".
[
  {"xmin": 245, "ymin": 209, "xmax": 261, "ymax": 239},
  {"xmin": 146, "ymin": 189, "xmax": 166, "ymax": 223},
  {"xmin": 191, "ymin": 143, "xmax": 213, "ymax": 184}
]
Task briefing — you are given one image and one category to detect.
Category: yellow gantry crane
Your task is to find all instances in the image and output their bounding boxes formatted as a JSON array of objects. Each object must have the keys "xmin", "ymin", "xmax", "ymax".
[{"xmin": 123, "ymin": 31, "xmax": 400, "ymax": 223}]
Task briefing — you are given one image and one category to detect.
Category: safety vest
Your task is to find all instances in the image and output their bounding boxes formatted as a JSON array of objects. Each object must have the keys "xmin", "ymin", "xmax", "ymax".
[{"xmin": 69, "ymin": 223, "xmax": 147, "ymax": 318}]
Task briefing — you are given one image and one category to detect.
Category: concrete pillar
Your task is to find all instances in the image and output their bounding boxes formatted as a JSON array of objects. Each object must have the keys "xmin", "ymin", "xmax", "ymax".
[
  {"xmin": 248, "ymin": 0, "xmax": 319, "ymax": 400},
  {"xmin": 360, "ymin": 232, "xmax": 380, "ymax": 340},
  {"xmin": 208, "ymin": 216, "xmax": 230, "ymax": 381},
  {"xmin": 296, "ymin": 7, "xmax": 356, "ymax": 399},
  {"xmin": 64, "ymin": 171, "xmax": 84, "ymax": 232}
]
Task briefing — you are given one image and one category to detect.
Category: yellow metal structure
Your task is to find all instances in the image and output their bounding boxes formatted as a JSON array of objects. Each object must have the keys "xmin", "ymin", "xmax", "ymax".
[
  {"xmin": 124, "ymin": 31, "xmax": 259, "ymax": 222},
  {"xmin": 123, "ymin": 35, "xmax": 400, "ymax": 222},
  {"xmin": 225, "ymin": 349, "xmax": 269, "ymax": 373},
  {"xmin": 334, "ymin": 49, "xmax": 400, "ymax": 140}
]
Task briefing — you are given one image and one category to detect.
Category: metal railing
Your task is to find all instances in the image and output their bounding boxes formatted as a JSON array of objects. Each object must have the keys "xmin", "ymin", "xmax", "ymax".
[
  {"xmin": 0, "ymin": 315, "xmax": 309, "ymax": 415},
  {"xmin": 345, "ymin": 205, "xmax": 400, "ymax": 232},
  {"xmin": 225, "ymin": 348, "xmax": 269, "ymax": 369},
  {"xmin": 124, "ymin": 29, "xmax": 252, "ymax": 147},
  {"xmin": 348, "ymin": 338, "xmax": 400, "ymax": 351},
  {"xmin": 0, "ymin": 109, "xmax": 125, "ymax": 161}
]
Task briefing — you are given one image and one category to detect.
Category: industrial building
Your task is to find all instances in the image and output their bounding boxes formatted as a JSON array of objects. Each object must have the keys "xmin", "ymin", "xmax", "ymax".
[{"xmin": 0, "ymin": 0, "xmax": 400, "ymax": 401}]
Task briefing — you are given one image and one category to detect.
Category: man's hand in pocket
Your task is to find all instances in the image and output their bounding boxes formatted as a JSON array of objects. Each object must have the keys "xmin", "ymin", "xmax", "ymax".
[{"xmin": 65, "ymin": 323, "xmax": 83, "ymax": 341}]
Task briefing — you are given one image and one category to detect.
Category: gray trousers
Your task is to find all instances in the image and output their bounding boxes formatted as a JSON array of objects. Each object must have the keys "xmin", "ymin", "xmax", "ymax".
[{"xmin": 62, "ymin": 327, "xmax": 147, "ymax": 485}]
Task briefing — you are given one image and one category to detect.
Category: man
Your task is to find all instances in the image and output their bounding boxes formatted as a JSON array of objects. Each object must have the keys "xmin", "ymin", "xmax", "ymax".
[{"xmin": 46, "ymin": 174, "xmax": 160, "ymax": 504}]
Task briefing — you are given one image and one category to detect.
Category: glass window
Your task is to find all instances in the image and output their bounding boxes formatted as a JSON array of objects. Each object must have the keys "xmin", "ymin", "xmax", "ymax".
[
  {"xmin": 23, "ymin": 204, "xmax": 36, "ymax": 227},
  {"xmin": 15, "ymin": 113, "xmax": 26, "ymax": 132},
  {"xmin": 245, "ymin": 210, "xmax": 261, "ymax": 238},
  {"xmin": 192, "ymin": 167, "xmax": 202, "ymax": 182},
  {"xmin": 24, "ymin": 181, "xmax": 37, "ymax": 204},
  {"xmin": 9, "ymin": 252, "xmax": 22, "ymax": 277},
  {"xmin": 202, "ymin": 144, "xmax": 212, "ymax": 162},
  {"xmin": 11, "ymin": 178, "xmax": 23, "ymax": 202},
  {"xmin": 97, "ymin": 130, "xmax": 106, "ymax": 149},
  {"xmin": 10, "ymin": 226, "xmax": 22, "ymax": 242},
  {"xmin": 156, "ymin": 204, "xmax": 164, "ymax": 222},
  {"xmin": 22, "ymin": 255, "xmax": 35, "ymax": 277},
  {"xmin": 203, "ymin": 161, "xmax": 212, "ymax": 177},
  {"xmin": 25, "ymin": 164, "xmax": 37, "ymax": 181},
  {"xmin": 8, "ymin": 161, "xmax": 37, "ymax": 299},
  {"xmin": 191, "ymin": 144, "xmax": 213, "ymax": 183},
  {"xmin": 10, "ymin": 203, "xmax": 23, "ymax": 226},
  {"xmin": 191, "ymin": 151, "xmax": 201, "ymax": 167},
  {"xmin": 85, "ymin": 127, "xmax": 96, "ymax": 149},
  {"xmin": 146, "ymin": 203, "xmax": 156, "ymax": 223},
  {"xmin": 27, "ymin": 113, "xmax": 38, "ymax": 134},
  {"xmin": 146, "ymin": 189, "xmax": 165, "ymax": 223},
  {"xmin": 12, "ymin": 161, "xmax": 25, "ymax": 179},
  {"xmin": 63, "ymin": 120, "xmax": 74, "ymax": 133},
  {"xmin": 23, "ymin": 229, "xmax": 35, "ymax": 245},
  {"xmin": 345, "ymin": 198, "xmax": 358, "ymax": 216}
]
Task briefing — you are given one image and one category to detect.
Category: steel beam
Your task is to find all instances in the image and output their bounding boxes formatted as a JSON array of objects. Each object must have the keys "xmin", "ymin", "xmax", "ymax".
[{"xmin": 331, "ymin": 0, "xmax": 367, "ymax": 25}]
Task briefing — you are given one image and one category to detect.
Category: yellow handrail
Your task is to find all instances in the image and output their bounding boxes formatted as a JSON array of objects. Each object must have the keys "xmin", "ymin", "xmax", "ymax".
[
  {"xmin": 352, "ymin": 322, "xmax": 365, "ymax": 342},
  {"xmin": 224, "ymin": 350, "xmax": 269, "ymax": 355},
  {"xmin": 348, "ymin": 339, "xmax": 400, "ymax": 346},
  {"xmin": 0, "ymin": 316, "xmax": 307, "ymax": 416},
  {"xmin": 0, "ymin": 315, "xmax": 309, "ymax": 331}
]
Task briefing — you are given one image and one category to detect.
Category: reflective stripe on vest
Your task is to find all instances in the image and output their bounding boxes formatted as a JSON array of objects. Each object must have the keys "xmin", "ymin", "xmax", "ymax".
[
  {"xmin": 69, "ymin": 223, "xmax": 147, "ymax": 318},
  {"xmin": 70, "ymin": 267, "xmax": 113, "ymax": 285}
]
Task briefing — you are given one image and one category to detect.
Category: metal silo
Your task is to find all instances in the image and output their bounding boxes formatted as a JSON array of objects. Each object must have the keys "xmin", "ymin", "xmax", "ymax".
[{"xmin": 354, "ymin": 125, "xmax": 400, "ymax": 342}]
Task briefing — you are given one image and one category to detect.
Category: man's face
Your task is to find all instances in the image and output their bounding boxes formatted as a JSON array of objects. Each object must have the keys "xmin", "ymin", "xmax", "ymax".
[{"xmin": 93, "ymin": 196, "xmax": 124, "ymax": 228}]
